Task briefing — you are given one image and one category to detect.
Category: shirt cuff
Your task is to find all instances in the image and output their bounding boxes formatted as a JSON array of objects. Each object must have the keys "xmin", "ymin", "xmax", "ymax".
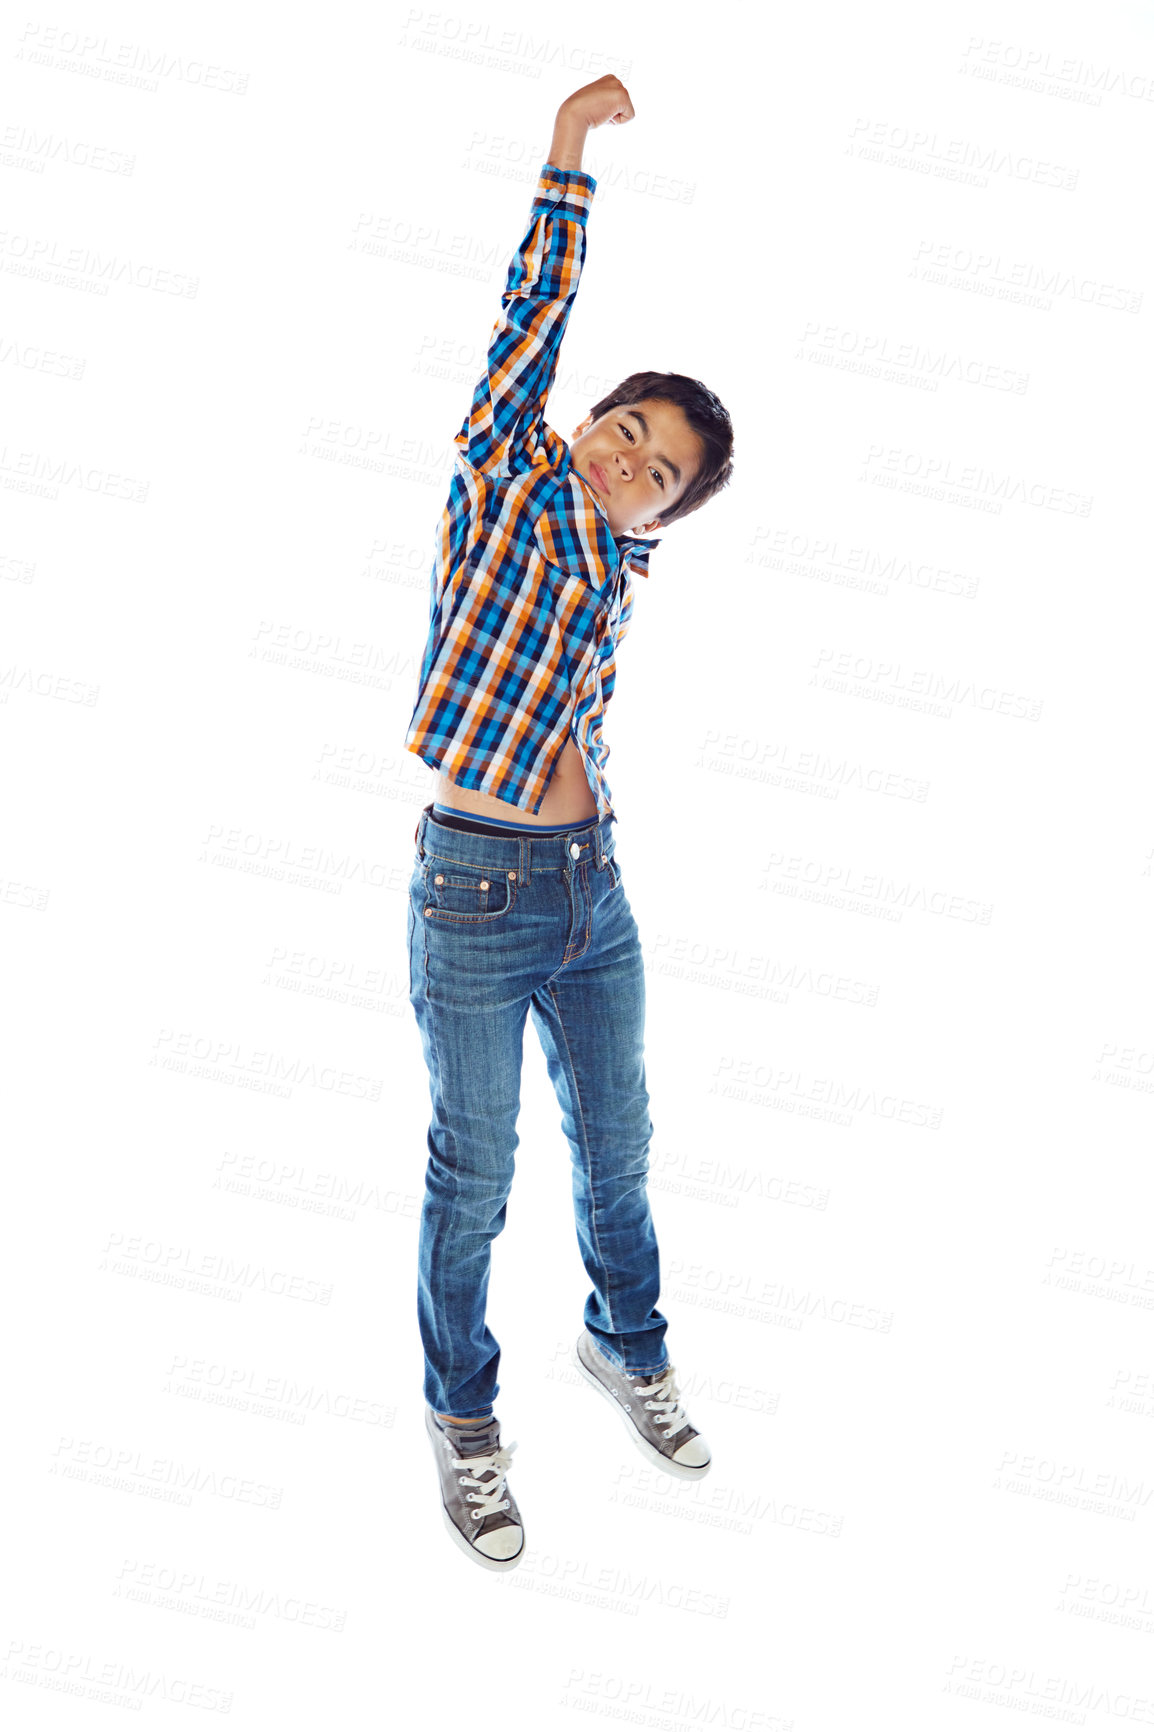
[{"xmin": 535, "ymin": 162, "xmax": 597, "ymax": 222}]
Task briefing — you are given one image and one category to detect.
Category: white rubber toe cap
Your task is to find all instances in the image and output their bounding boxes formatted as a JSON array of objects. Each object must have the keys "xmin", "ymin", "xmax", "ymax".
[
  {"xmin": 672, "ymin": 1435, "xmax": 711, "ymax": 1468},
  {"xmin": 474, "ymin": 1524, "xmax": 524, "ymax": 1561}
]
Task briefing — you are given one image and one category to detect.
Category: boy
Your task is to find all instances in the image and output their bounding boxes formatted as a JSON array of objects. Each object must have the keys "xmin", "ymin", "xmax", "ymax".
[{"xmin": 402, "ymin": 74, "xmax": 735, "ymax": 1571}]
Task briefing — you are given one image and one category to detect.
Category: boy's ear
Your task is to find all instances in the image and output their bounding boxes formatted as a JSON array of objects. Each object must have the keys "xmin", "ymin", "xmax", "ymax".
[{"xmin": 572, "ymin": 412, "xmax": 593, "ymax": 438}]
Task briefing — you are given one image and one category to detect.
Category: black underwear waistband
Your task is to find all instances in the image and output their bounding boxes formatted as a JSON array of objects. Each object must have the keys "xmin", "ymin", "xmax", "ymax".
[{"xmin": 431, "ymin": 802, "xmax": 593, "ymax": 840}]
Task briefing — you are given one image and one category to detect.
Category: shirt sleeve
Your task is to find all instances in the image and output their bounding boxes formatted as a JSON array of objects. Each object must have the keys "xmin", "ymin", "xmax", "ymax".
[{"xmin": 454, "ymin": 162, "xmax": 597, "ymax": 477}]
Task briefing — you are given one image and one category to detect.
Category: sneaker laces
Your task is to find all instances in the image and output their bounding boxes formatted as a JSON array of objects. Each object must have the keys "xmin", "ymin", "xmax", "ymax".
[
  {"xmin": 448, "ymin": 1440, "xmax": 518, "ymax": 1519},
  {"xmin": 633, "ymin": 1367, "xmax": 690, "ymax": 1439}
]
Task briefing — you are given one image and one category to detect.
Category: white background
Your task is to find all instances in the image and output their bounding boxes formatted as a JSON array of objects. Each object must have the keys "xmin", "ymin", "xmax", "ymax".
[{"xmin": 3, "ymin": 0, "xmax": 1152, "ymax": 1726}]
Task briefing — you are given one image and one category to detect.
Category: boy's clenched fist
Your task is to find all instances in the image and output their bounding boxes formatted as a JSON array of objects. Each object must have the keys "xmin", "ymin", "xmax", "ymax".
[
  {"xmin": 557, "ymin": 74, "xmax": 635, "ymax": 130},
  {"xmin": 549, "ymin": 74, "xmax": 635, "ymax": 171}
]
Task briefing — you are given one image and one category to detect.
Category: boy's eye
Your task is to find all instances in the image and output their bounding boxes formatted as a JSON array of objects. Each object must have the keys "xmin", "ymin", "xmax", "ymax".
[{"xmin": 618, "ymin": 421, "xmax": 663, "ymax": 487}]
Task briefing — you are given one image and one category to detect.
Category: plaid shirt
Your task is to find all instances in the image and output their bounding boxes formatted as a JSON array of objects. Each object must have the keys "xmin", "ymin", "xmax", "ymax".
[{"xmin": 403, "ymin": 162, "xmax": 659, "ymax": 821}]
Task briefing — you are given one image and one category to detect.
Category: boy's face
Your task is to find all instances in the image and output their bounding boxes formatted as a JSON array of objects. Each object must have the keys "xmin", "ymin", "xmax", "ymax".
[{"xmin": 570, "ymin": 398, "xmax": 702, "ymax": 538}]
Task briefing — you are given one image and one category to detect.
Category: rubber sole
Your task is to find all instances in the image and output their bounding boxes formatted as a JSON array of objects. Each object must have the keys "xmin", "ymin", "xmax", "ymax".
[{"xmin": 571, "ymin": 1338, "xmax": 712, "ymax": 1480}]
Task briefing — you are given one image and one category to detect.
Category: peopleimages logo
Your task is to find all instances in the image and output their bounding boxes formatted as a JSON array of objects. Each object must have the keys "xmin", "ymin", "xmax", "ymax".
[{"xmin": 397, "ymin": 12, "xmax": 632, "ymax": 81}]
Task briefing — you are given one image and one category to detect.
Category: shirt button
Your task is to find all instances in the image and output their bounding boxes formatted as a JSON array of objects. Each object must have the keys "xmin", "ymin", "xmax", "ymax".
[{"xmin": 569, "ymin": 842, "xmax": 580, "ymax": 858}]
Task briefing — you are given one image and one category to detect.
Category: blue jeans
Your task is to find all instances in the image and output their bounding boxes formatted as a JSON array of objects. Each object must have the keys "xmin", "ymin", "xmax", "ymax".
[{"xmin": 406, "ymin": 802, "xmax": 670, "ymax": 1419}]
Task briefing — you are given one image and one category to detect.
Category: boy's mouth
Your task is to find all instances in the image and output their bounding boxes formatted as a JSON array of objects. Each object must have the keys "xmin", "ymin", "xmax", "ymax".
[{"xmin": 590, "ymin": 462, "xmax": 610, "ymax": 493}]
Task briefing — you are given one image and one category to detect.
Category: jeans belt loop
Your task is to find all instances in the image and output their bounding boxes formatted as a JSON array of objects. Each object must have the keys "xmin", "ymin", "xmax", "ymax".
[{"xmin": 518, "ymin": 833, "xmax": 530, "ymax": 886}]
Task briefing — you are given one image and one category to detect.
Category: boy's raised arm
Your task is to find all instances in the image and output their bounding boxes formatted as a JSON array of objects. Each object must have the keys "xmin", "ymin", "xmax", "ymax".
[{"xmin": 455, "ymin": 76, "xmax": 635, "ymax": 478}]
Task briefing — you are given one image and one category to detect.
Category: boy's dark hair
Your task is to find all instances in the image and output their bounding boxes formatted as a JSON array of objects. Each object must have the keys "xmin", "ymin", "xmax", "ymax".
[{"xmin": 586, "ymin": 370, "xmax": 734, "ymax": 529}]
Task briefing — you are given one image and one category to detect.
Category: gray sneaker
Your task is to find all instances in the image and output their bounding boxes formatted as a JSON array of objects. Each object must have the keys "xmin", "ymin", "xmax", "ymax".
[
  {"xmin": 424, "ymin": 1406, "xmax": 525, "ymax": 1571},
  {"xmin": 572, "ymin": 1330, "xmax": 711, "ymax": 1478}
]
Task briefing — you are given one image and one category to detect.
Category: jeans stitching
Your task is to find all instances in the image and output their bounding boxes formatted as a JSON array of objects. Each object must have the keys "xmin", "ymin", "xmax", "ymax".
[
  {"xmin": 561, "ymin": 861, "xmax": 593, "ymax": 963},
  {"xmin": 416, "ymin": 887, "xmax": 461, "ymax": 1411},
  {"xmin": 546, "ymin": 981, "xmax": 617, "ymax": 1334},
  {"xmin": 592, "ymin": 1342, "xmax": 668, "ymax": 1377}
]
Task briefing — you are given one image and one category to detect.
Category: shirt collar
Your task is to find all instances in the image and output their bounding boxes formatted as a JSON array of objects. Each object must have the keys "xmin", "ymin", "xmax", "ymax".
[{"xmin": 614, "ymin": 535, "xmax": 660, "ymax": 581}]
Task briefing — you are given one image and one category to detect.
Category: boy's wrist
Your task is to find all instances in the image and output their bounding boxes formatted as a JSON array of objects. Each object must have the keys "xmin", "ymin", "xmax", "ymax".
[{"xmin": 548, "ymin": 106, "xmax": 589, "ymax": 172}]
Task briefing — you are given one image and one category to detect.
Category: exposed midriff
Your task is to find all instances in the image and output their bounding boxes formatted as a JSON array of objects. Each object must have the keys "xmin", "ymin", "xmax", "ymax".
[{"xmin": 432, "ymin": 732, "xmax": 597, "ymax": 827}]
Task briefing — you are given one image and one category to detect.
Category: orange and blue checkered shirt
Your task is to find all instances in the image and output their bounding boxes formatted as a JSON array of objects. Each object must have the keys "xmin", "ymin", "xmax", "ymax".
[{"xmin": 403, "ymin": 162, "xmax": 659, "ymax": 821}]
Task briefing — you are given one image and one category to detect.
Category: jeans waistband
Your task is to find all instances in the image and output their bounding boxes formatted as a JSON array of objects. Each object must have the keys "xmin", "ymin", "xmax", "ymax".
[{"xmin": 415, "ymin": 801, "xmax": 615, "ymax": 885}]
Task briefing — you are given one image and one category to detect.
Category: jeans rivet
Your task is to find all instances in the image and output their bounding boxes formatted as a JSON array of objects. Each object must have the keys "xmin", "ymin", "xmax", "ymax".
[
  {"xmin": 434, "ymin": 874, "xmax": 444, "ymax": 885},
  {"xmin": 480, "ymin": 879, "xmax": 489, "ymax": 891},
  {"xmin": 508, "ymin": 870, "xmax": 516, "ymax": 880}
]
